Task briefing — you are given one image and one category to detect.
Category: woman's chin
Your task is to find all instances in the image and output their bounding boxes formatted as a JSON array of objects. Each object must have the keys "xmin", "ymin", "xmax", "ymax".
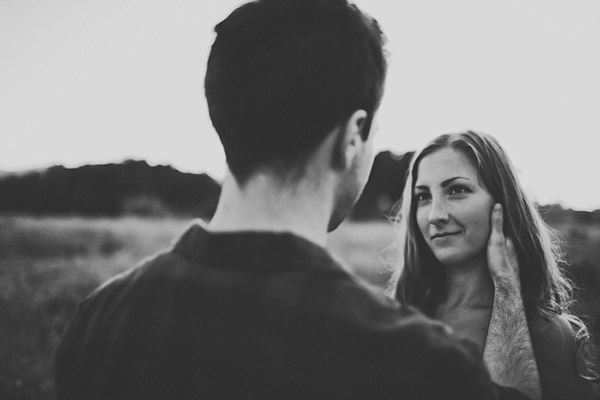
[{"xmin": 433, "ymin": 250, "xmax": 482, "ymax": 270}]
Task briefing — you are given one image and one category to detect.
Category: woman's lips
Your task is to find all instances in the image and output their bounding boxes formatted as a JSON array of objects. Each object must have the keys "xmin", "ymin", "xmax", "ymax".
[{"xmin": 430, "ymin": 231, "xmax": 461, "ymax": 240}]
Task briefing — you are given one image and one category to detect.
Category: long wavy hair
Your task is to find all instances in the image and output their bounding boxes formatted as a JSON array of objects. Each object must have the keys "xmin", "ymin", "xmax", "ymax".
[{"xmin": 388, "ymin": 130, "xmax": 597, "ymax": 380}]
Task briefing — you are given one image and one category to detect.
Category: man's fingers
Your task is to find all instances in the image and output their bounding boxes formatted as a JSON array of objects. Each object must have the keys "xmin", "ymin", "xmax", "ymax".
[
  {"xmin": 490, "ymin": 203, "xmax": 504, "ymax": 241},
  {"xmin": 506, "ymin": 238, "xmax": 519, "ymax": 270}
]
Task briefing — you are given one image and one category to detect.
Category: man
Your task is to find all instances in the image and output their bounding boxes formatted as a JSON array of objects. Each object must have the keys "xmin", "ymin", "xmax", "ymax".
[{"xmin": 55, "ymin": 0, "xmax": 540, "ymax": 399}]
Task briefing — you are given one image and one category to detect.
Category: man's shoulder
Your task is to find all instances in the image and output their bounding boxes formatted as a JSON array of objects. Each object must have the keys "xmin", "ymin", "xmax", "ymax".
[
  {"xmin": 65, "ymin": 248, "xmax": 196, "ymax": 335},
  {"xmin": 326, "ymin": 274, "xmax": 433, "ymax": 327},
  {"xmin": 301, "ymin": 272, "xmax": 467, "ymax": 363},
  {"xmin": 84, "ymin": 249, "xmax": 187, "ymax": 300}
]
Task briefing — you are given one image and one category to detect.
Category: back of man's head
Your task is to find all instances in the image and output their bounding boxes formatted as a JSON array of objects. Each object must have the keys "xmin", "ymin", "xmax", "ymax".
[{"xmin": 205, "ymin": 0, "xmax": 387, "ymax": 184}]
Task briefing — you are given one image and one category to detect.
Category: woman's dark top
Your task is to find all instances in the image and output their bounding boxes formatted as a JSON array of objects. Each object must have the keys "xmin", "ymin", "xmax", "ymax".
[{"xmin": 530, "ymin": 314, "xmax": 594, "ymax": 400}]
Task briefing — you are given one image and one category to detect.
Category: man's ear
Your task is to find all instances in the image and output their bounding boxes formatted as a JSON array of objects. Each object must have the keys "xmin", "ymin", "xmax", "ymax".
[{"xmin": 331, "ymin": 110, "xmax": 368, "ymax": 170}]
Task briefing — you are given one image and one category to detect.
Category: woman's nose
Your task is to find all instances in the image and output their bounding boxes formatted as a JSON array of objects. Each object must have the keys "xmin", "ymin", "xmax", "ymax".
[{"xmin": 428, "ymin": 198, "xmax": 450, "ymax": 225}]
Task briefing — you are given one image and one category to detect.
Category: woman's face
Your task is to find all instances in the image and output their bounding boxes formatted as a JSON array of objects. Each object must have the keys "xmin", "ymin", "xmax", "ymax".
[{"xmin": 413, "ymin": 148, "xmax": 495, "ymax": 268}]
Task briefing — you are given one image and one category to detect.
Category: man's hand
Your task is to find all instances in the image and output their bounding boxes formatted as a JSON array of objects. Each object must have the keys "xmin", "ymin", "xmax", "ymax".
[
  {"xmin": 486, "ymin": 203, "xmax": 519, "ymax": 286},
  {"xmin": 483, "ymin": 203, "xmax": 541, "ymax": 400}
]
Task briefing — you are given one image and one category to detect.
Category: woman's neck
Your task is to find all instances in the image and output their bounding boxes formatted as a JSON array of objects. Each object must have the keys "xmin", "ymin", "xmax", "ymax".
[
  {"xmin": 435, "ymin": 258, "xmax": 495, "ymax": 358},
  {"xmin": 439, "ymin": 257, "xmax": 495, "ymax": 312}
]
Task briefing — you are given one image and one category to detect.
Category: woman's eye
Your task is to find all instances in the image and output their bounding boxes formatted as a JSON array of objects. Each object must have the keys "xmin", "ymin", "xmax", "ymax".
[
  {"xmin": 448, "ymin": 185, "xmax": 469, "ymax": 196},
  {"xmin": 414, "ymin": 192, "xmax": 431, "ymax": 202}
]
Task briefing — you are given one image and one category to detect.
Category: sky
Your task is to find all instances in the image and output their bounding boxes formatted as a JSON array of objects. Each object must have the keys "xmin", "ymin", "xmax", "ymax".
[{"xmin": 1, "ymin": 0, "xmax": 599, "ymax": 211}]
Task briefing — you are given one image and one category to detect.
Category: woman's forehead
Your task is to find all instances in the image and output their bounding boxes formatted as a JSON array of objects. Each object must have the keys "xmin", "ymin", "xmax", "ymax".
[{"xmin": 415, "ymin": 148, "xmax": 478, "ymax": 184}]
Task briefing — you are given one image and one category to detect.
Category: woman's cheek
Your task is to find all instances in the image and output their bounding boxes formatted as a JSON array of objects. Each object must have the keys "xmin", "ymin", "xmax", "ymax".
[{"xmin": 416, "ymin": 208, "xmax": 428, "ymax": 238}]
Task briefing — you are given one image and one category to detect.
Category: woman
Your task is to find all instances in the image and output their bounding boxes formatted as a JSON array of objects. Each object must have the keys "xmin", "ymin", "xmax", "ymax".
[{"xmin": 389, "ymin": 131, "xmax": 597, "ymax": 399}]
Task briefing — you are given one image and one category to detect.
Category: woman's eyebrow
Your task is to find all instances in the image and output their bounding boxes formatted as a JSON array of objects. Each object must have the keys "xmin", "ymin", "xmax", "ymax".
[
  {"xmin": 440, "ymin": 176, "xmax": 469, "ymax": 187},
  {"xmin": 415, "ymin": 176, "xmax": 470, "ymax": 190}
]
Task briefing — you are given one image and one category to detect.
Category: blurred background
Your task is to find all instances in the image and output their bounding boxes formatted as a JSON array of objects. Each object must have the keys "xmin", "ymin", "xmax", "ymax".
[{"xmin": 1, "ymin": 0, "xmax": 599, "ymax": 399}]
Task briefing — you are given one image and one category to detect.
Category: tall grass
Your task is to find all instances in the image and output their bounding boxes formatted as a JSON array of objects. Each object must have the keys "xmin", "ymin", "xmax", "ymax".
[{"xmin": 0, "ymin": 216, "xmax": 191, "ymax": 399}]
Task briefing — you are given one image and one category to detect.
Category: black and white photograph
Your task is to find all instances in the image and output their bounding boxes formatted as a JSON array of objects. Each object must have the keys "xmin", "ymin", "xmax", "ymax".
[{"xmin": 1, "ymin": 0, "xmax": 599, "ymax": 399}]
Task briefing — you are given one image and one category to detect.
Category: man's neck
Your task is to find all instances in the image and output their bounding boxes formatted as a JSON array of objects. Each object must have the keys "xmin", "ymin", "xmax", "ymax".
[{"xmin": 208, "ymin": 172, "xmax": 333, "ymax": 247}]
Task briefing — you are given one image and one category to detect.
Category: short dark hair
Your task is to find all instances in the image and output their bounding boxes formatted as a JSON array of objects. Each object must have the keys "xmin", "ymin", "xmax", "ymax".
[{"xmin": 205, "ymin": 0, "xmax": 387, "ymax": 183}]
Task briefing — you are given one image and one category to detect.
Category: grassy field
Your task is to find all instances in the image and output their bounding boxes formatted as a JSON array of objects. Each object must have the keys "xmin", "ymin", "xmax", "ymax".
[
  {"xmin": 0, "ymin": 215, "xmax": 598, "ymax": 399},
  {"xmin": 0, "ymin": 216, "xmax": 190, "ymax": 399}
]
